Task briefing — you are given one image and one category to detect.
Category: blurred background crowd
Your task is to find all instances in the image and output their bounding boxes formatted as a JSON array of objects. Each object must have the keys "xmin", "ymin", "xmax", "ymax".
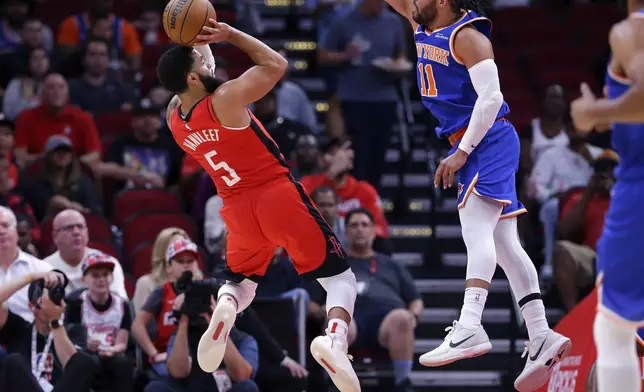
[{"xmin": 0, "ymin": 0, "xmax": 626, "ymax": 390}]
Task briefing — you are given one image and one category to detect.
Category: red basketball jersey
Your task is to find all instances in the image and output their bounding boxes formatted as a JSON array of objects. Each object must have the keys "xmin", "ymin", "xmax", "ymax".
[{"xmin": 169, "ymin": 97, "xmax": 290, "ymax": 198}]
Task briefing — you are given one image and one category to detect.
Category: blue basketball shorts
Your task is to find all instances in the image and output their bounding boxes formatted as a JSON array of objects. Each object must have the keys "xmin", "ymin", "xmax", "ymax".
[{"xmin": 453, "ymin": 119, "xmax": 526, "ymax": 219}]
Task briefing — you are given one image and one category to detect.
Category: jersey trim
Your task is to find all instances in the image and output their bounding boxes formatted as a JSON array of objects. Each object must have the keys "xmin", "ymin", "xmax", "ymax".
[
  {"xmin": 608, "ymin": 66, "xmax": 632, "ymax": 85},
  {"xmin": 178, "ymin": 97, "xmax": 208, "ymax": 121},
  {"xmin": 206, "ymin": 99, "xmax": 252, "ymax": 131},
  {"xmin": 449, "ymin": 17, "xmax": 491, "ymax": 64},
  {"xmin": 422, "ymin": 10, "xmax": 469, "ymax": 36}
]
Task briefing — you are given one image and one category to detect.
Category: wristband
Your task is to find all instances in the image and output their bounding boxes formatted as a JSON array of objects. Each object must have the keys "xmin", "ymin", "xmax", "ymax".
[{"xmin": 50, "ymin": 320, "xmax": 61, "ymax": 329}]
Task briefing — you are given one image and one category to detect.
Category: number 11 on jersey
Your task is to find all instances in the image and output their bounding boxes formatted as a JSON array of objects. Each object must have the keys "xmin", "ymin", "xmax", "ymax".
[
  {"xmin": 205, "ymin": 149, "xmax": 241, "ymax": 186},
  {"xmin": 418, "ymin": 63, "xmax": 438, "ymax": 97}
]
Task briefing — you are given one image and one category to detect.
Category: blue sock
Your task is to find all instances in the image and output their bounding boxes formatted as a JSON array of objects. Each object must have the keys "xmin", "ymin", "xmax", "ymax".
[{"xmin": 393, "ymin": 360, "xmax": 412, "ymax": 384}]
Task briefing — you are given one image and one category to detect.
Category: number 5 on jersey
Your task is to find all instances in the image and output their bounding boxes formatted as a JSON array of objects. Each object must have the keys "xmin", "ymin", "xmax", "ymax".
[
  {"xmin": 418, "ymin": 63, "xmax": 438, "ymax": 98},
  {"xmin": 205, "ymin": 149, "xmax": 241, "ymax": 186}
]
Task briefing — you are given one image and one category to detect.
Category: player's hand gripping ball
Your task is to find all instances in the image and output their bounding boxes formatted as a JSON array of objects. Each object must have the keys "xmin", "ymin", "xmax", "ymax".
[{"xmin": 163, "ymin": 0, "xmax": 217, "ymax": 46}]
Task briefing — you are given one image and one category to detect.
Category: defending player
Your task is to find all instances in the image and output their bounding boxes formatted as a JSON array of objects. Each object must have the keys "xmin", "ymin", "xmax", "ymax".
[
  {"xmin": 156, "ymin": 21, "xmax": 360, "ymax": 392},
  {"xmin": 383, "ymin": 0, "xmax": 570, "ymax": 390},
  {"xmin": 570, "ymin": 1, "xmax": 644, "ymax": 390}
]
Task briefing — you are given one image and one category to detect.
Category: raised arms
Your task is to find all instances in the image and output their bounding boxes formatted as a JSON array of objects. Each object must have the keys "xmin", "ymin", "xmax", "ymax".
[{"xmin": 384, "ymin": 0, "xmax": 418, "ymax": 30}]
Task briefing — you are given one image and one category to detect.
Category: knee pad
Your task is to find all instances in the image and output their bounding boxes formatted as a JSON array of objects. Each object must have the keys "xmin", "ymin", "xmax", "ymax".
[
  {"xmin": 317, "ymin": 268, "xmax": 357, "ymax": 317},
  {"xmin": 218, "ymin": 279, "xmax": 257, "ymax": 313}
]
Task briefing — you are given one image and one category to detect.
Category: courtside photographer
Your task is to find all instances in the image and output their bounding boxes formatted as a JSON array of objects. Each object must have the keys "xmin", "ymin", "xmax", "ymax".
[{"xmin": 0, "ymin": 269, "xmax": 99, "ymax": 392}]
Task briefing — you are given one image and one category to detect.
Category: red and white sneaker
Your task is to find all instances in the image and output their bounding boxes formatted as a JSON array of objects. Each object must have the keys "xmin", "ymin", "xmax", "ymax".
[
  {"xmin": 310, "ymin": 332, "xmax": 361, "ymax": 392},
  {"xmin": 197, "ymin": 299, "xmax": 237, "ymax": 373}
]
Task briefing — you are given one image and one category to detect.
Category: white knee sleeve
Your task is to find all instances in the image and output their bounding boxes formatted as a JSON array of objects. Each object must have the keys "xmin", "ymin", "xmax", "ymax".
[
  {"xmin": 317, "ymin": 268, "xmax": 357, "ymax": 317},
  {"xmin": 594, "ymin": 312, "xmax": 641, "ymax": 391},
  {"xmin": 218, "ymin": 279, "xmax": 258, "ymax": 313},
  {"xmin": 459, "ymin": 194, "xmax": 501, "ymax": 282},
  {"xmin": 493, "ymin": 217, "xmax": 540, "ymax": 299}
]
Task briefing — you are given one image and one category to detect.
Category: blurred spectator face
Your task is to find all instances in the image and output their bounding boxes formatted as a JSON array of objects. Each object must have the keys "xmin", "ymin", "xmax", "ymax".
[
  {"xmin": 589, "ymin": 168, "xmax": 615, "ymax": 198},
  {"xmin": 254, "ymin": 94, "xmax": 277, "ymax": 123},
  {"xmin": 84, "ymin": 41, "xmax": 110, "ymax": 76},
  {"xmin": 49, "ymin": 146, "xmax": 74, "ymax": 169},
  {"xmin": 16, "ymin": 218, "xmax": 32, "ymax": 251},
  {"xmin": 542, "ymin": 84, "xmax": 566, "ymax": 118},
  {"xmin": 21, "ymin": 19, "xmax": 45, "ymax": 48},
  {"xmin": 167, "ymin": 253, "xmax": 198, "ymax": 281},
  {"xmin": 138, "ymin": 10, "xmax": 161, "ymax": 30},
  {"xmin": 312, "ymin": 189, "xmax": 339, "ymax": 225},
  {"xmin": 91, "ymin": 18, "xmax": 113, "ymax": 41},
  {"xmin": 42, "ymin": 74, "xmax": 69, "ymax": 110},
  {"xmin": 0, "ymin": 209, "xmax": 18, "ymax": 251},
  {"xmin": 346, "ymin": 212, "xmax": 375, "ymax": 250},
  {"xmin": 295, "ymin": 135, "xmax": 319, "ymax": 170},
  {"xmin": 89, "ymin": 0, "xmax": 114, "ymax": 19},
  {"xmin": 4, "ymin": 0, "xmax": 29, "ymax": 29},
  {"xmin": 133, "ymin": 113, "xmax": 161, "ymax": 143},
  {"xmin": 53, "ymin": 211, "xmax": 89, "ymax": 253},
  {"xmin": 0, "ymin": 159, "xmax": 10, "ymax": 193},
  {"xmin": 29, "ymin": 48, "xmax": 49, "ymax": 78},
  {"xmin": 84, "ymin": 267, "xmax": 113, "ymax": 296},
  {"xmin": 148, "ymin": 86, "xmax": 172, "ymax": 107},
  {"xmin": 0, "ymin": 123, "xmax": 13, "ymax": 157}
]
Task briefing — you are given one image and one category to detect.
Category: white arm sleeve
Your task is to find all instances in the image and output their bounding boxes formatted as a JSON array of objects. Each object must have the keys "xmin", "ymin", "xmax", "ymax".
[
  {"xmin": 195, "ymin": 44, "xmax": 215, "ymax": 67},
  {"xmin": 458, "ymin": 59, "xmax": 504, "ymax": 154}
]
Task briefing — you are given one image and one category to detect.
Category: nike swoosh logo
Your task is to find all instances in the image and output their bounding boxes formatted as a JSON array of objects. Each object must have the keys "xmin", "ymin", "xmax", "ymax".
[
  {"xmin": 449, "ymin": 334, "xmax": 475, "ymax": 348},
  {"xmin": 529, "ymin": 340, "xmax": 547, "ymax": 361}
]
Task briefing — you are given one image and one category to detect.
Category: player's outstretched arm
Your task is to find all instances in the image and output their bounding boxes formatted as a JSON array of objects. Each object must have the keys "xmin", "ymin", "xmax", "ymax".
[
  {"xmin": 453, "ymin": 27, "xmax": 504, "ymax": 154},
  {"xmin": 166, "ymin": 95, "xmax": 181, "ymax": 129},
  {"xmin": 384, "ymin": 0, "xmax": 418, "ymax": 30}
]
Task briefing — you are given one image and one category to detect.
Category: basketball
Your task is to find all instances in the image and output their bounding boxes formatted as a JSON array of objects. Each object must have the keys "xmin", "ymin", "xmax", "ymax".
[{"xmin": 163, "ymin": 0, "xmax": 216, "ymax": 46}]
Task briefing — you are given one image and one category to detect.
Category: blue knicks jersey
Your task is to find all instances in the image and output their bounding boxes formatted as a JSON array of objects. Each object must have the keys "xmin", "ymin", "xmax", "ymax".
[{"xmin": 414, "ymin": 11, "xmax": 510, "ymax": 139}]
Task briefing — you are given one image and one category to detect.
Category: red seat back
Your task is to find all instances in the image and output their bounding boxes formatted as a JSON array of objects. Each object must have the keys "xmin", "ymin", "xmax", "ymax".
[
  {"xmin": 113, "ymin": 188, "xmax": 184, "ymax": 227},
  {"xmin": 122, "ymin": 213, "xmax": 197, "ymax": 257},
  {"xmin": 130, "ymin": 242, "xmax": 154, "ymax": 279},
  {"xmin": 94, "ymin": 111, "xmax": 133, "ymax": 137}
]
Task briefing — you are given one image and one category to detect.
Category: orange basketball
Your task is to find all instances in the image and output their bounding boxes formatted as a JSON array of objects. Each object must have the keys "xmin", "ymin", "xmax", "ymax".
[{"xmin": 163, "ymin": 0, "xmax": 216, "ymax": 46}]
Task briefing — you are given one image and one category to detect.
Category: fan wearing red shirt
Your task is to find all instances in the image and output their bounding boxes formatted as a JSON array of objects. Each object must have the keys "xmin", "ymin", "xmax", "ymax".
[
  {"xmin": 13, "ymin": 74, "xmax": 102, "ymax": 168},
  {"xmin": 300, "ymin": 139, "xmax": 390, "ymax": 239},
  {"xmin": 553, "ymin": 159, "xmax": 615, "ymax": 311},
  {"xmin": 156, "ymin": 20, "xmax": 359, "ymax": 392}
]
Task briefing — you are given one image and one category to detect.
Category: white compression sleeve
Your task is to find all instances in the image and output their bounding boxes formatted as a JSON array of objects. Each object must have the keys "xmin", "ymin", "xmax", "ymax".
[
  {"xmin": 458, "ymin": 59, "xmax": 504, "ymax": 155},
  {"xmin": 195, "ymin": 44, "xmax": 215, "ymax": 67}
]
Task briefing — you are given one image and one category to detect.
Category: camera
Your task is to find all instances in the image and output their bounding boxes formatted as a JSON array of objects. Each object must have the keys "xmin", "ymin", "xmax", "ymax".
[
  {"xmin": 28, "ymin": 270, "xmax": 69, "ymax": 306},
  {"xmin": 175, "ymin": 271, "xmax": 221, "ymax": 324}
]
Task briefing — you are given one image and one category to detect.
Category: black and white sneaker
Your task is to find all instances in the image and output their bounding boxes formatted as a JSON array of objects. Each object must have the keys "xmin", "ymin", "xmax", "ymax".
[
  {"xmin": 419, "ymin": 321, "xmax": 492, "ymax": 367},
  {"xmin": 514, "ymin": 330, "xmax": 572, "ymax": 392}
]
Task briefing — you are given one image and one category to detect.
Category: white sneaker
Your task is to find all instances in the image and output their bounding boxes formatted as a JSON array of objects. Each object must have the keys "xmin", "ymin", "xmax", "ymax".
[
  {"xmin": 514, "ymin": 330, "xmax": 572, "ymax": 392},
  {"xmin": 419, "ymin": 321, "xmax": 492, "ymax": 367},
  {"xmin": 197, "ymin": 298, "xmax": 237, "ymax": 373},
  {"xmin": 310, "ymin": 332, "xmax": 361, "ymax": 392}
]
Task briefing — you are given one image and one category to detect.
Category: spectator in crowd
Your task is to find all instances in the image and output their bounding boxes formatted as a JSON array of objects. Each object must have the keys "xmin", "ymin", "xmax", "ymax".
[
  {"xmin": 291, "ymin": 134, "xmax": 321, "ymax": 179},
  {"xmin": 331, "ymin": 208, "xmax": 422, "ymax": 391},
  {"xmin": 0, "ymin": 270, "xmax": 99, "ymax": 392},
  {"xmin": 106, "ymin": 101, "xmax": 183, "ymax": 192},
  {"xmin": 203, "ymin": 194, "xmax": 225, "ymax": 255},
  {"xmin": 135, "ymin": 3, "xmax": 171, "ymax": 46},
  {"xmin": 69, "ymin": 37, "xmax": 136, "ymax": 115},
  {"xmin": 0, "ymin": 0, "xmax": 53, "ymax": 54},
  {"xmin": 21, "ymin": 135, "xmax": 102, "ymax": 220},
  {"xmin": 254, "ymin": 88, "xmax": 313, "ymax": 161},
  {"xmin": 132, "ymin": 238, "xmax": 202, "ymax": 376},
  {"xmin": 300, "ymin": 138, "xmax": 391, "ymax": 251},
  {"xmin": 554, "ymin": 158, "xmax": 616, "ymax": 311},
  {"xmin": 132, "ymin": 227, "xmax": 192, "ymax": 311},
  {"xmin": 319, "ymin": 0, "xmax": 406, "ymax": 187},
  {"xmin": 44, "ymin": 209, "xmax": 127, "ymax": 298},
  {"xmin": 0, "ymin": 206, "xmax": 51, "ymax": 322},
  {"xmin": 56, "ymin": 0, "xmax": 142, "ymax": 71},
  {"xmin": 0, "ymin": 115, "xmax": 18, "ymax": 188},
  {"xmin": 17, "ymin": 213, "xmax": 38, "ymax": 257},
  {"xmin": 272, "ymin": 46, "xmax": 318, "ymax": 132},
  {"xmin": 528, "ymin": 131, "xmax": 605, "ymax": 279},
  {"xmin": 310, "ymin": 186, "xmax": 346, "ymax": 247},
  {"xmin": 3, "ymin": 46, "xmax": 51, "ymax": 120},
  {"xmin": 143, "ymin": 294, "xmax": 260, "ymax": 392},
  {"xmin": 19, "ymin": 17, "xmax": 52, "ymax": 52},
  {"xmin": 147, "ymin": 85, "xmax": 173, "ymax": 109},
  {"xmin": 14, "ymin": 73, "xmax": 102, "ymax": 167},
  {"xmin": 0, "ymin": 157, "xmax": 40, "ymax": 243},
  {"xmin": 65, "ymin": 252, "xmax": 134, "ymax": 392}
]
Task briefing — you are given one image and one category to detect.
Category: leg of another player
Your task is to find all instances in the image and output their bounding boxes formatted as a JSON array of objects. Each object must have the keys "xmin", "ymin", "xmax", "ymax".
[
  {"xmin": 420, "ymin": 194, "xmax": 499, "ymax": 367},
  {"xmin": 594, "ymin": 312, "xmax": 641, "ymax": 392},
  {"xmin": 310, "ymin": 268, "xmax": 361, "ymax": 392},
  {"xmin": 197, "ymin": 279, "xmax": 258, "ymax": 373},
  {"xmin": 494, "ymin": 217, "xmax": 571, "ymax": 391}
]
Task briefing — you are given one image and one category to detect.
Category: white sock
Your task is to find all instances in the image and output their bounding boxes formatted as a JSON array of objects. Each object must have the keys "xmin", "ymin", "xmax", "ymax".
[
  {"xmin": 327, "ymin": 318, "xmax": 349, "ymax": 338},
  {"xmin": 458, "ymin": 287, "xmax": 488, "ymax": 330},
  {"xmin": 594, "ymin": 312, "xmax": 641, "ymax": 392},
  {"xmin": 521, "ymin": 299, "xmax": 550, "ymax": 341}
]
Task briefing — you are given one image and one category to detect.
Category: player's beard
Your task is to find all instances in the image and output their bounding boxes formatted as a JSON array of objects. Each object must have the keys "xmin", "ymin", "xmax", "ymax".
[
  {"xmin": 199, "ymin": 74, "xmax": 222, "ymax": 94},
  {"xmin": 412, "ymin": 0, "xmax": 438, "ymax": 26}
]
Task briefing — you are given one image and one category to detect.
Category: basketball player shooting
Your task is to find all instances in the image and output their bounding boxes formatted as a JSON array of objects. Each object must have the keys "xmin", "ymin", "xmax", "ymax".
[
  {"xmin": 570, "ymin": 1, "xmax": 644, "ymax": 390},
  {"xmin": 382, "ymin": 0, "xmax": 571, "ymax": 390},
  {"xmin": 155, "ymin": 20, "xmax": 360, "ymax": 392}
]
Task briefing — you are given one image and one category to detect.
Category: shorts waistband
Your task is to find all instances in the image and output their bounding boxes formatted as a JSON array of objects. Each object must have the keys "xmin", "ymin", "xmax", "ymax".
[{"xmin": 448, "ymin": 117, "xmax": 506, "ymax": 147}]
